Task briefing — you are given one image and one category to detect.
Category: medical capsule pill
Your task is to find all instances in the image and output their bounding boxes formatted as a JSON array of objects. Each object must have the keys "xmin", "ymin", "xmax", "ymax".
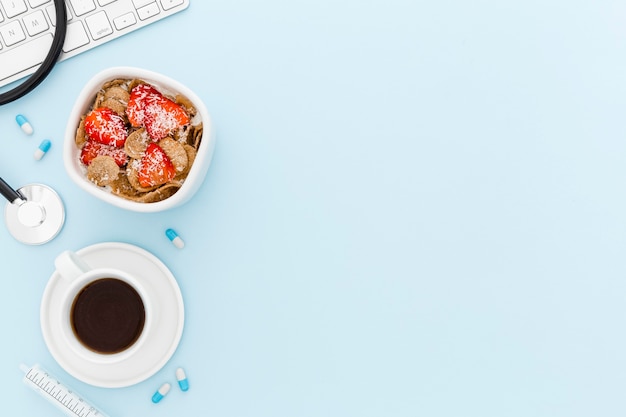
[
  {"xmin": 176, "ymin": 367, "xmax": 189, "ymax": 391},
  {"xmin": 15, "ymin": 114, "xmax": 33, "ymax": 135},
  {"xmin": 151, "ymin": 383, "xmax": 171, "ymax": 403},
  {"xmin": 34, "ymin": 139, "xmax": 51, "ymax": 160},
  {"xmin": 165, "ymin": 228, "xmax": 185, "ymax": 249}
]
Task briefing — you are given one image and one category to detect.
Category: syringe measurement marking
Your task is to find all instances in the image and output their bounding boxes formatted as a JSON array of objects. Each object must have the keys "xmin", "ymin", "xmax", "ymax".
[{"xmin": 25, "ymin": 369, "xmax": 100, "ymax": 417}]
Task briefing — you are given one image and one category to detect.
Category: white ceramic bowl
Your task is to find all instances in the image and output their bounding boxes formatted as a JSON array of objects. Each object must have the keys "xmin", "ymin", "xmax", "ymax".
[{"xmin": 63, "ymin": 67, "xmax": 215, "ymax": 212}]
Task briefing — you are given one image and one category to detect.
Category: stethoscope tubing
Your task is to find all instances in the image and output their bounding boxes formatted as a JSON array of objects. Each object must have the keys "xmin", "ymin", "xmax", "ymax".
[
  {"xmin": 0, "ymin": 0, "xmax": 67, "ymax": 105},
  {"xmin": 0, "ymin": 177, "xmax": 24, "ymax": 205}
]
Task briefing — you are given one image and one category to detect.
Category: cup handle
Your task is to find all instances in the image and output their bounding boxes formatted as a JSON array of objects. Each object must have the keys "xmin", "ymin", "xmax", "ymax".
[{"xmin": 54, "ymin": 250, "xmax": 92, "ymax": 281}]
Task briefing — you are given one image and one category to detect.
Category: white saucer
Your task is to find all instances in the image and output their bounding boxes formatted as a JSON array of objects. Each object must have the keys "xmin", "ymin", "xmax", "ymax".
[{"xmin": 40, "ymin": 242, "xmax": 184, "ymax": 388}]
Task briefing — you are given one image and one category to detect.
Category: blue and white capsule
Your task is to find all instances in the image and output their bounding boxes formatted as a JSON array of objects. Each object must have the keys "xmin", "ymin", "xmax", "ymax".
[
  {"xmin": 176, "ymin": 367, "xmax": 189, "ymax": 391},
  {"xmin": 151, "ymin": 383, "xmax": 171, "ymax": 403},
  {"xmin": 166, "ymin": 228, "xmax": 185, "ymax": 249},
  {"xmin": 34, "ymin": 139, "xmax": 51, "ymax": 160},
  {"xmin": 15, "ymin": 114, "xmax": 33, "ymax": 135}
]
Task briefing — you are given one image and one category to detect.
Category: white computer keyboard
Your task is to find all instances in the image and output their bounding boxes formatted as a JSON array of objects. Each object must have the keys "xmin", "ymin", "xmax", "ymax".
[{"xmin": 0, "ymin": 0, "xmax": 189, "ymax": 88}]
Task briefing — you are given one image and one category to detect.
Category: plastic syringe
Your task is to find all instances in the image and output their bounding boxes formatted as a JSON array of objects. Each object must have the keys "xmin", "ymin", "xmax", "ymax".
[{"xmin": 21, "ymin": 364, "xmax": 111, "ymax": 417}]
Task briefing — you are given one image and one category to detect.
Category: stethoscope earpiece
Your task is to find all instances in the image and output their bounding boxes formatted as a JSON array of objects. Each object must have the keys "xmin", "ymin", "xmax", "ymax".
[{"xmin": 1, "ymin": 179, "xmax": 65, "ymax": 245}]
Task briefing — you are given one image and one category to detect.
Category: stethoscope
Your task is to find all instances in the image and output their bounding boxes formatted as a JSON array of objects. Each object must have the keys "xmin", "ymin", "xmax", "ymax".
[
  {"xmin": 1, "ymin": 179, "xmax": 65, "ymax": 245},
  {"xmin": 1, "ymin": 0, "xmax": 67, "ymax": 244}
]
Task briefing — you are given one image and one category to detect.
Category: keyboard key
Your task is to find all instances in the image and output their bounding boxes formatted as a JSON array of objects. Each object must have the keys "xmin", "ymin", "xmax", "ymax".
[
  {"xmin": 23, "ymin": 10, "xmax": 49, "ymax": 36},
  {"xmin": 97, "ymin": 0, "xmax": 116, "ymax": 5},
  {"xmin": 85, "ymin": 10, "xmax": 112, "ymax": 40},
  {"xmin": 1, "ymin": 0, "xmax": 28, "ymax": 18},
  {"xmin": 28, "ymin": 0, "xmax": 50, "ymax": 7},
  {"xmin": 160, "ymin": 0, "xmax": 183, "ymax": 10},
  {"xmin": 62, "ymin": 20, "xmax": 89, "ymax": 52},
  {"xmin": 0, "ymin": 20, "xmax": 26, "ymax": 46},
  {"xmin": 113, "ymin": 12, "xmax": 135, "ymax": 30},
  {"xmin": 0, "ymin": 32, "xmax": 52, "ymax": 81},
  {"xmin": 137, "ymin": 3, "xmax": 159, "ymax": 20},
  {"xmin": 132, "ymin": 0, "xmax": 153, "ymax": 7},
  {"xmin": 68, "ymin": 0, "xmax": 95, "ymax": 16}
]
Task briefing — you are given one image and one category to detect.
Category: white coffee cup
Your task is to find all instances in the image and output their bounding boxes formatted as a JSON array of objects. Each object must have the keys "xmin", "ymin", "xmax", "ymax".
[{"xmin": 54, "ymin": 250, "xmax": 152, "ymax": 364}]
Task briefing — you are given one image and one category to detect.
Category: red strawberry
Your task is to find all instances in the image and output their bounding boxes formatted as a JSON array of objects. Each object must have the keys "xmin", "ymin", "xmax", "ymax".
[
  {"xmin": 143, "ymin": 102, "xmax": 190, "ymax": 140},
  {"xmin": 126, "ymin": 84, "xmax": 190, "ymax": 140},
  {"xmin": 84, "ymin": 107, "xmax": 128, "ymax": 147},
  {"xmin": 80, "ymin": 139, "xmax": 128, "ymax": 166},
  {"xmin": 126, "ymin": 84, "xmax": 160, "ymax": 127},
  {"xmin": 137, "ymin": 143, "xmax": 176, "ymax": 188}
]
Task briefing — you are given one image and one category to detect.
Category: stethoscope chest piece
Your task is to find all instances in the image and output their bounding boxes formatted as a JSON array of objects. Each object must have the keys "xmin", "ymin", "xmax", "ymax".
[{"xmin": 4, "ymin": 183, "xmax": 65, "ymax": 245}]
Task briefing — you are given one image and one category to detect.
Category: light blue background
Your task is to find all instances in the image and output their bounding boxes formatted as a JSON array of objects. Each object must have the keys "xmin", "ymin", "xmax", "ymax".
[{"xmin": 1, "ymin": 0, "xmax": 625, "ymax": 416}]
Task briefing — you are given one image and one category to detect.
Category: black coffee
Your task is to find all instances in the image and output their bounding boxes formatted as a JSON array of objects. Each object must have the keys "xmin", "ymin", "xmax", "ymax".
[{"xmin": 71, "ymin": 278, "xmax": 145, "ymax": 354}]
